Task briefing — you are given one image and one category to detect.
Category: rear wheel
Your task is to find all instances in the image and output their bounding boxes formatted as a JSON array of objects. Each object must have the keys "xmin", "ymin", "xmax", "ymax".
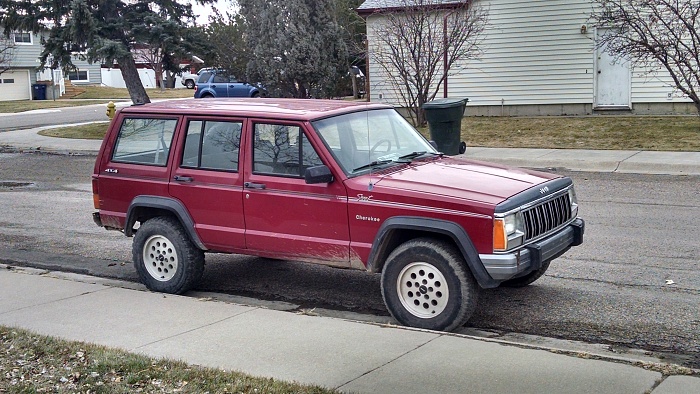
[
  {"xmin": 185, "ymin": 79, "xmax": 195, "ymax": 89},
  {"xmin": 501, "ymin": 260, "xmax": 551, "ymax": 287},
  {"xmin": 381, "ymin": 238, "xmax": 478, "ymax": 332},
  {"xmin": 133, "ymin": 216, "xmax": 204, "ymax": 294}
]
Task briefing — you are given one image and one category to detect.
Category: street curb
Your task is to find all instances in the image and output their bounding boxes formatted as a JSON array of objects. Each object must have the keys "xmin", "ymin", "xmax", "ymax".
[{"xmin": 3, "ymin": 263, "xmax": 698, "ymax": 378}]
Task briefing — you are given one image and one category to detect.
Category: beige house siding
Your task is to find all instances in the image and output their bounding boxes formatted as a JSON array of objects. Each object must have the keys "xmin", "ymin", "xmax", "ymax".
[{"xmin": 363, "ymin": 0, "xmax": 693, "ymax": 115}]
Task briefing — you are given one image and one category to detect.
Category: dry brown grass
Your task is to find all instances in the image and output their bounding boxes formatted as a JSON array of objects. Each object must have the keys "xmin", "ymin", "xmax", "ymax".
[
  {"xmin": 36, "ymin": 113, "xmax": 700, "ymax": 152},
  {"xmin": 0, "ymin": 100, "xmax": 118, "ymax": 113},
  {"xmin": 1, "ymin": 326, "xmax": 336, "ymax": 393},
  {"xmin": 74, "ymin": 86, "xmax": 195, "ymax": 99},
  {"xmin": 456, "ymin": 116, "xmax": 700, "ymax": 151}
]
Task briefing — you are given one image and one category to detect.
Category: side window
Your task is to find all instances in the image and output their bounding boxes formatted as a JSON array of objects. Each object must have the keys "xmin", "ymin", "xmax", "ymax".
[
  {"xmin": 181, "ymin": 120, "xmax": 241, "ymax": 172},
  {"xmin": 197, "ymin": 72, "xmax": 212, "ymax": 83},
  {"xmin": 212, "ymin": 74, "xmax": 228, "ymax": 83},
  {"xmin": 253, "ymin": 123, "xmax": 322, "ymax": 177},
  {"xmin": 112, "ymin": 118, "xmax": 177, "ymax": 166}
]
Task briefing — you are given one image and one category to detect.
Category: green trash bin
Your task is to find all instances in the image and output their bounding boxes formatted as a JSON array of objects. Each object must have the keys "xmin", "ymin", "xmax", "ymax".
[{"xmin": 422, "ymin": 98, "xmax": 468, "ymax": 155}]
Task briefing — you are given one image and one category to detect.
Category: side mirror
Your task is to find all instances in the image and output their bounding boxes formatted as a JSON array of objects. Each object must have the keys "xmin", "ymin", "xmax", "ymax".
[
  {"xmin": 305, "ymin": 165, "xmax": 334, "ymax": 184},
  {"xmin": 429, "ymin": 140, "xmax": 439, "ymax": 150}
]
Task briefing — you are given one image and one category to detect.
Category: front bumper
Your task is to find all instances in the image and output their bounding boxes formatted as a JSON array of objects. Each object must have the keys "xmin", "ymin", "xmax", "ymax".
[{"xmin": 480, "ymin": 218, "xmax": 585, "ymax": 281}]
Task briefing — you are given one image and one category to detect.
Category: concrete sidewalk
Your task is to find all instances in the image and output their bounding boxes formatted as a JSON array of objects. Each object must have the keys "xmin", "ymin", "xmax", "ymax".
[
  {"xmin": 0, "ymin": 266, "xmax": 697, "ymax": 393},
  {"xmin": 1, "ymin": 125, "xmax": 699, "ymax": 175}
]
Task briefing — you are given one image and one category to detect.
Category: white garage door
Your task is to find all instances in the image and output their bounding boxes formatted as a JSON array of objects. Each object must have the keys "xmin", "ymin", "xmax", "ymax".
[{"xmin": 0, "ymin": 70, "xmax": 31, "ymax": 101}]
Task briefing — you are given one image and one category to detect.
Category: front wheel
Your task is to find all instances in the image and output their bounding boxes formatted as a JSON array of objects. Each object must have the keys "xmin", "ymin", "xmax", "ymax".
[
  {"xmin": 381, "ymin": 238, "xmax": 478, "ymax": 332},
  {"xmin": 185, "ymin": 79, "xmax": 195, "ymax": 89},
  {"xmin": 133, "ymin": 216, "xmax": 204, "ymax": 294}
]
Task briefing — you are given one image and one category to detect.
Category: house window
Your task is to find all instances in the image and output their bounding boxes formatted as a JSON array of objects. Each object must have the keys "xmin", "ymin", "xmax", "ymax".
[
  {"xmin": 13, "ymin": 32, "xmax": 32, "ymax": 45},
  {"xmin": 1, "ymin": 79, "xmax": 15, "ymax": 84},
  {"xmin": 68, "ymin": 70, "xmax": 89, "ymax": 82}
]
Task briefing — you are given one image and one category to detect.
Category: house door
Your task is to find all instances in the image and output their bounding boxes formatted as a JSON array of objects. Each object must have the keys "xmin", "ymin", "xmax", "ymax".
[{"xmin": 595, "ymin": 28, "xmax": 631, "ymax": 109}]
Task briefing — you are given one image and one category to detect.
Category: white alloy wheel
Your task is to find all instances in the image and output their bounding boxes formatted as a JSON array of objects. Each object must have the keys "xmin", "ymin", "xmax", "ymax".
[
  {"xmin": 143, "ymin": 234, "xmax": 178, "ymax": 282},
  {"xmin": 396, "ymin": 261, "xmax": 449, "ymax": 318}
]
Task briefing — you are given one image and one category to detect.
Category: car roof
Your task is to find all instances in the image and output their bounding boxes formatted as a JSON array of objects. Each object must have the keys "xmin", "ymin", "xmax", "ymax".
[{"xmin": 119, "ymin": 98, "xmax": 393, "ymax": 122}]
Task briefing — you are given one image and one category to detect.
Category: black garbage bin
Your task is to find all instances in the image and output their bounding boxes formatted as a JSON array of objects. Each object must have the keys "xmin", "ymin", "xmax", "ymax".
[
  {"xmin": 422, "ymin": 98, "xmax": 468, "ymax": 155},
  {"xmin": 32, "ymin": 84, "xmax": 47, "ymax": 100}
]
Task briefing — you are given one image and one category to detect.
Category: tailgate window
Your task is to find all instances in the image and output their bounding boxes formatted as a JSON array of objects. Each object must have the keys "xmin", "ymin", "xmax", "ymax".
[{"xmin": 112, "ymin": 118, "xmax": 178, "ymax": 166}]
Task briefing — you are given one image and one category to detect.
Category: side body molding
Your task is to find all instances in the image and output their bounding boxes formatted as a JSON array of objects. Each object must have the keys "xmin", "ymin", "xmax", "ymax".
[
  {"xmin": 366, "ymin": 216, "xmax": 498, "ymax": 289},
  {"xmin": 125, "ymin": 196, "xmax": 206, "ymax": 250}
]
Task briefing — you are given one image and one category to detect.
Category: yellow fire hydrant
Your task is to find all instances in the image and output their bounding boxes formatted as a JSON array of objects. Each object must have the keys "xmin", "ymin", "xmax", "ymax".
[{"xmin": 106, "ymin": 101, "xmax": 116, "ymax": 119}]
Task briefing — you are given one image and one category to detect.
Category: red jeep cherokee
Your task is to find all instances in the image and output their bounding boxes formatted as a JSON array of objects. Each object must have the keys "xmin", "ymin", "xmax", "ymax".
[{"xmin": 92, "ymin": 98, "xmax": 584, "ymax": 331}]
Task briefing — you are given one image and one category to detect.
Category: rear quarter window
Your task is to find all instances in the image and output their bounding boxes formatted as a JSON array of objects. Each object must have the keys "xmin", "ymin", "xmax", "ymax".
[{"xmin": 112, "ymin": 118, "xmax": 178, "ymax": 166}]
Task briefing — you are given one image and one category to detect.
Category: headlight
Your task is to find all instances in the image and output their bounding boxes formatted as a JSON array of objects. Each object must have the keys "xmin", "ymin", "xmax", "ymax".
[{"xmin": 493, "ymin": 212, "xmax": 524, "ymax": 252}]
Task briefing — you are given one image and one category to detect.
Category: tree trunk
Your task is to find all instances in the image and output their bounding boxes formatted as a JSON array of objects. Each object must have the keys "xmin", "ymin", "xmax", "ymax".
[{"xmin": 118, "ymin": 55, "xmax": 150, "ymax": 104}]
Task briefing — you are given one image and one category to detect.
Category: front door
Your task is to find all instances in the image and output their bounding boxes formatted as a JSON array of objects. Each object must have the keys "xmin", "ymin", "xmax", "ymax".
[
  {"xmin": 242, "ymin": 120, "xmax": 351, "ymax": 266},
  {"xmin": 169, "ymin": 118, "xmax": 246, "ymax": 251},
  {"xmin": 595, "ymin": 28, "xmax": 631, "ymax": 108}
]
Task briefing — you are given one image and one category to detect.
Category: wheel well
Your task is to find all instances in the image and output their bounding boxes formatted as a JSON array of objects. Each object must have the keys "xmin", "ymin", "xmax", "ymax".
[
  {"xmin": 372, "ymin": 229, "xmax": 455, "ymax": 273},
  {"xmin": 127, "ymin": 207, "xmax": 177, "ymax": 236}
]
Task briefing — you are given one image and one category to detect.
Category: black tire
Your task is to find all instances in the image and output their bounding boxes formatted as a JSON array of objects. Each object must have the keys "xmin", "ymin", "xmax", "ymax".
[
  {"xmin": 501, "ymin": 260, "xmax": 551, "ymax": 288},
  {"xmin": 185, "ymin": 79, "xmax": 195, "ymax": 89},
  {"xmin": 251, "ymin": 91, "xmax": 261, "ymax": 98},
  {"xmin": 381, "ymin": 238, "xmax": 478, "ymax": 332},
  {"xmin": 201, "ymin": 93, "xmax": 214, "ymax": 98},
  {"xmin": 132, "ymin": 216, "xmax": 204, "ymax": 294}
]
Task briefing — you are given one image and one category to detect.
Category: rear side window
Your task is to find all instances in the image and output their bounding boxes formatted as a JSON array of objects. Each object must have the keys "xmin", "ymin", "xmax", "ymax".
[
  {"xmin": 197, "ymin": 72, "xmax": 212, "ymax": 83},
  {"xmin": 181, "ymin": 120, "xmax": 242, "ymax": 171},
  {"xmin": 112, "ymin": 118, "xmax": 177, "ymax": 166}
]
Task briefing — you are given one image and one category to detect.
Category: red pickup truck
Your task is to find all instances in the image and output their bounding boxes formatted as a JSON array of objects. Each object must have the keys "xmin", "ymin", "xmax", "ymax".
[{"xmin": 92, "ymin": 98, "xmax": 584, "ymax": 331}]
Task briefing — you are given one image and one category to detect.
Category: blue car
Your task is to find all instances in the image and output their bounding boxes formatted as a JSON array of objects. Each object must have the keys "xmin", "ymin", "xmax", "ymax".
[{"xmin": 194, "ymin": 71, "xmax": 261, "ymax": 98}]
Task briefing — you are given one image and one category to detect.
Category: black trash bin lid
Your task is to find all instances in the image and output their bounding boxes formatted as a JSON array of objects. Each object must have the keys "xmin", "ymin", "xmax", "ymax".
[{"xmin": 422, "ymin": 98, "xmax": 468, "ymax": 109}]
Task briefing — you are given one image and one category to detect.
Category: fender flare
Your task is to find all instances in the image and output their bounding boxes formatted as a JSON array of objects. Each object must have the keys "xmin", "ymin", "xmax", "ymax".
[
  {"xmin": 367, "ymin": 216, "xmax": 498, "ymax": 289},
  {"xmin": 125, "ymin": 196, "xmax": 206, "ymax": 250}
]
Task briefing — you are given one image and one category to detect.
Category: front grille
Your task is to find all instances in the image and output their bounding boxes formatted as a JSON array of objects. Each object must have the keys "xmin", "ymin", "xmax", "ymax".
[{"xmin": 522, "ymin": 193, "xmax": 572, "ymax": 242}]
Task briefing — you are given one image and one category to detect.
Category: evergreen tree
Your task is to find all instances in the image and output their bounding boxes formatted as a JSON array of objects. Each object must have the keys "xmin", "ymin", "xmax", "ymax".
[
  {"xmin": 239, "ymin": 0, "xmax": 347, "ymax": 98},
  {"xmin": 0, "ymin": 0, "xmax": 212, "ymax": 104}
]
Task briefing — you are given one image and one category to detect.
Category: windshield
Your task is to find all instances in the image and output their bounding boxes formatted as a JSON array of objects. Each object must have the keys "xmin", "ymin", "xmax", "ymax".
[{"xmin": 311, "ymin": 109, "xmax": 438, "ymax": 175}]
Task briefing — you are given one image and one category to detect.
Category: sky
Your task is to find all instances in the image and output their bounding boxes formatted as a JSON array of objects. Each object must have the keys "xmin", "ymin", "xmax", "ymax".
[{"xmin": 190, "ymin": 0, "xmax": 238, "ymax": 25}]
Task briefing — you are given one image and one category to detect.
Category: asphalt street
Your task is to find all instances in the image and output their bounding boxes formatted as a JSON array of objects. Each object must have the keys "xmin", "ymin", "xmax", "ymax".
[
  {"xmin": 0, "ymin": 103, "xmax": 116, "ymax": 131},
  {"xmin": 0, "ymin": 151, "xmax": 698, "ymax": 368}
]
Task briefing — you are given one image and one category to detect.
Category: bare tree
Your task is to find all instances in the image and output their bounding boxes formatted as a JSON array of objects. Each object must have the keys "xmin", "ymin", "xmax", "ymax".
[
  {"xmin": 368, "ymin": 0, "xmax": 487, "ymax": 126},
  {"xmin": 590, "ymin": 0, "xmax": 700, "ymax": 116},
  {"xmin": 0, "ymin": 35, "xmax": 16, "ymax": 76}
]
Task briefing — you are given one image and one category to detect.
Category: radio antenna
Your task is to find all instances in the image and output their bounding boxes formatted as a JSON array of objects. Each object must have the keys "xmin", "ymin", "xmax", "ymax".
[{"xmin": 366, "ymin": 103, "xmax": 374, "ymax": 191}]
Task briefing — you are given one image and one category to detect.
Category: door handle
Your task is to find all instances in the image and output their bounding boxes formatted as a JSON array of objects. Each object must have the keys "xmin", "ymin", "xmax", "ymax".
[
  {"xmin": 244, "ymin": 182, "xmax": 266, "ymax": 190},
  {"xmin": 174, "ymin": 175, "xmax": 193, "ymax": 182}
]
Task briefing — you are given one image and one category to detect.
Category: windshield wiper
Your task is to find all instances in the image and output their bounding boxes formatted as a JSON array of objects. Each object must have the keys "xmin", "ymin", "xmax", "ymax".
[
  {"xmin": 397, "ymin": 151, "xmax": 441, "ymax": 162},
  {"xmin": 351, "ymin": 159, "xmax": 394, "ymax": 173}
]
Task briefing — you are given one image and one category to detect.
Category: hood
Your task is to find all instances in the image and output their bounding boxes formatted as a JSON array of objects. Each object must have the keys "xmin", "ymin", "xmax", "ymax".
[{"xmin": 350, "ymin": 157, "xmax": 559, "ymax": 206}]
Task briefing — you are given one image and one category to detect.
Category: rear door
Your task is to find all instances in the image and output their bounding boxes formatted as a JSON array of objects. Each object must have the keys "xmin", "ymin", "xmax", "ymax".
[
  {"xmin": 210, "ymin": 73, "xmax": 229, "ymax": 97},
  {"xmin": 96, "ymin": 115, "xmax": 179, "ymax": 228},
  {"xmin": 168, "ymin": 117, "xmax": 246, "ymax": 251},
  {"xmin": 227, "ymin": 75, "xmax": 251, "ymax": 97},
  {"xmin": 241, "ymin": 120, "xmax": 351, "ymax": 266}
]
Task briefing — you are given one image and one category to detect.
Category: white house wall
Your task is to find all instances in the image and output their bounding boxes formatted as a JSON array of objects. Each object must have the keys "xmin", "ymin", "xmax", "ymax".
[
  {"xmin": 101, "ymin": 68, "xmax": 187, "ymax": 89},
  {"xmin": 365, "ymin": 0, "xmax": 693, "ymax": 115}
]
